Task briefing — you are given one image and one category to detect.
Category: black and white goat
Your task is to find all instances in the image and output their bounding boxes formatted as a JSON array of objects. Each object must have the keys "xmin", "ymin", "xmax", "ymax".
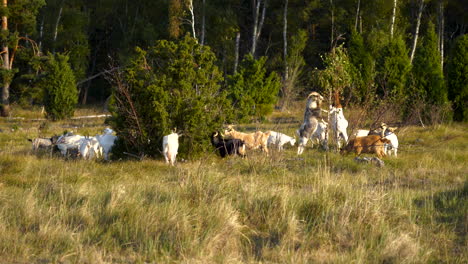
[
  {"xmin": 211, "ymin": 132, "xmax": 246, "ymax": 157},
  {"xmin": 297, "ymin": 92, "xmax": 324, "ymax": 155}
]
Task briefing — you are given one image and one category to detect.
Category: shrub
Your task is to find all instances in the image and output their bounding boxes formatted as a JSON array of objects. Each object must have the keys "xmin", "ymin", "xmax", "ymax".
[
  {"xmin": 446, "ymin": 34, "xmax": 468, "ymax": 122},
  {"xmin": 42, "ymin": 53, "xmax": 78, "ymax": 121},
  {"xmin": 108, "ymin": 35, "xmax": 231, "ymax": 158},
  {"xmin": 227, "ymin": 54, "xmax": 280, "ymax": 122}
]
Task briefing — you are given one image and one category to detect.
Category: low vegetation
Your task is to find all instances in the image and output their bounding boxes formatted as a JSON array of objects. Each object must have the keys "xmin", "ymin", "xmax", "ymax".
[{"xmin": 0, "ymin": 106, "xmax": 466, "ymax": 263}]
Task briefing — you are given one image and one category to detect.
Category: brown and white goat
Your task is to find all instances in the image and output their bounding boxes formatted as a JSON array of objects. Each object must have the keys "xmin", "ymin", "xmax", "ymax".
[
  {"xmin": 223, "ymin": 126, "xmax": 271, "ymax": 155},
  {"xmin": 340, "ymin": 135, "xmax": 391, "ymax": 159},
  {"xmin": 297, "ymin": 91, "xmax": 324, "ymax": 155}
]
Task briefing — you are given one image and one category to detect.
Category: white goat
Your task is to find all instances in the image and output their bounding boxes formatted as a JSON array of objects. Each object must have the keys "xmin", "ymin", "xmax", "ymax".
[
  {"xmin": 162, "ymin": 132, "xmax": 179, "ymax": 165},
  {"xmin": 79, "ymin": 137, "xmax": 103, "ymax": 160},
  {"xmin": 267, "ymin": 131, "xmax": 296, "ymax": 151},
  {"xmin": 56, "ymin": 135, "xmax": 86, "ymax": 156},
  {"xmin": 329, "ymin": 106, "xmax": 348, "ymax": 149},
  {"xmin": 96, "ymin": 128, "xmax": 117, "ymax": 160}
]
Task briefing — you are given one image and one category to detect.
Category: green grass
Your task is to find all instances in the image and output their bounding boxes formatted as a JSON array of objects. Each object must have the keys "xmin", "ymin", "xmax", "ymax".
[{"xmin": 0, "ymin": 107, "xmax": 467, "ymax": 263}]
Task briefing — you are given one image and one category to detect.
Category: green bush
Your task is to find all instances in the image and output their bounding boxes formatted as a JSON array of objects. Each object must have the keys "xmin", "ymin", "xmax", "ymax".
[
  {"xmin": 108, "ymin": 35, "xmax": 231, "ymax": 158},
  {"xmin": 42, "ymin": 53, "xmax": 78, "ymax": 121},
  {"xmin": 446, "ymin": 34, "xmax": 468, "ymax": 122},
  {"xmin": 227, "ymin": 54, "xmax": 280, "ymax": 122}
]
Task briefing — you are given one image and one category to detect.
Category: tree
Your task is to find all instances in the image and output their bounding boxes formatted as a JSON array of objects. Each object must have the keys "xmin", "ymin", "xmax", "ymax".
[
  {"xmin": 42, "ymin": 53, "xmax": 78, "ymax": 121},
  {"xmin": 227, "ymin": 54, "xmax": 280, "ymax": 122},
  {"xmin": 108, "ymin": 35, "xmax": 230, "ymax": 158},
  {"xmin": 412, "ymin": 21, "xmax": 447, "ymax": 106},
  {"xmin": 375, "ymin": 35, "xmax": 411, "ymax": 99},
  {"xmin": 1, "ymin": 0, "xmax": 45, "ymax": 116},
  {"xmin": 446, "ymin": 34, "xmax": 468, "ymax": 121}
]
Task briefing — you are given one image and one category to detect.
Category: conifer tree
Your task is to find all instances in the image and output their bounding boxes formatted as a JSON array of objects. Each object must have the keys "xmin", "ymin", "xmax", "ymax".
[
  {"xmin": 227, "ymin": 54, "xmax": 280, "ymax": 122},
  {"xmin": 412, "ymin": 22, "xmax": 447, "ymax": 105},
  {"xmin": 42, "ymin": 53, "xmax": 78, "ymax": 120},
  {"xmin": 348, "ymin": 30, "xmax": 375, "ymax": 102},
  {"xmin": 446, "ymin": 34, "xmax": 468, "ymax": 121}
]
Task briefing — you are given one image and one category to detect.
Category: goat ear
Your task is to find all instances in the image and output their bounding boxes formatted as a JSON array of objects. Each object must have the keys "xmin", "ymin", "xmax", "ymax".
[{"xmin": 388, "ymin": 127, "xmax": 398, "ymax": 132}]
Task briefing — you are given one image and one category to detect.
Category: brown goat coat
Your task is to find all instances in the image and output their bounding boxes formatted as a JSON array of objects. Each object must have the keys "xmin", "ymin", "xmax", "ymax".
[
  {"xmin": 223, "ymin": 129, "xmax": 271, "ymax": 154},
  {"xmin": 341, "ymin": 135, "xmax": 391, "ymax": 158}
]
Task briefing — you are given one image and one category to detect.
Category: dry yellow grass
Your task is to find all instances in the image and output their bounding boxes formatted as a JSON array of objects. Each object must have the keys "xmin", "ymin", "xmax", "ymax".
[{"xmin": 0, "ymin": 106, "xmax": 466, "ymax": 263}]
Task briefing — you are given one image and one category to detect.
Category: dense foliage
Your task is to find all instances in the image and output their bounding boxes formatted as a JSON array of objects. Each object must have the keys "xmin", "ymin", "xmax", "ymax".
[
  {"xmin": 227, "ymin": 55, "xmax": 280, "ymax": 122},
  {"xmin": 446, "ymin": 34, "xmax": 468, "ymax": 121},
  {"xmin": 42, "ymin": 53, "xmax": 78, "ymax": 121},
  {"xmin": 109, "ymin": 35, "xmax": 230, "ymax": 158}
]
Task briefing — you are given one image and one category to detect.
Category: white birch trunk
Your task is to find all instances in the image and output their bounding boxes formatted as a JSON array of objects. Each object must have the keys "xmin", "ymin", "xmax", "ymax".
[
  {"xmin": 330, "ymin": 0, "xmax": 334, "ymax": 50},
  {"xmin": 52, "ymin": 1, "xmax": 64, "ymax": 54},
  {"xmin": 439, "ymin": 0, "xmax": 444, "ymax": 70},
  {"xmin": 251, "ymin": 0, "xmax": 261, "ymax": 55},
  {"xmin": 200, "ymin": 0, "xmax": 206, "ymax": 45},
  {"xmin": 410, "ymin": 0, "xmax": 424, "ymax": 64},
  {"xmin": 234, "ymin": 32, "xmax": 240, "ymax": 73},
  {"xmin": 1, "ymin": 0, "xmax": 10, "ymax": 116},
  {"xmin": 354, "ymin": 0, "xmax": 360, "ymax": 32},
  {"xmin": 390, "ymin": 0, "xmax": 397, "ymax": 38},
  {"xmin": 283, "ymin": 0, "xmax": 288, "ymax": 81},
  {"xmin": 188, "ymin": 0, "xmax": 197, "ymax": 41}
]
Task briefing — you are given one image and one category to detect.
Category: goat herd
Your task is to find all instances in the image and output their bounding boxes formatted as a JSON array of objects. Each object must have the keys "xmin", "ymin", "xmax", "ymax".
[{"xmin": 28, "ymin": 92, "xmax": 399, "ymax": 166}]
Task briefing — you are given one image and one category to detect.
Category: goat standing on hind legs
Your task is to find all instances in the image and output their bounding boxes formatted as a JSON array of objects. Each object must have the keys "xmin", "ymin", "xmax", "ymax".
[
  {"xmin": 297, "ymin": 92, "xmax": 324, "ymax": 155},
  {"xmin": 329, "ymin": 90, "xmax": 349, "ymax": 150}
]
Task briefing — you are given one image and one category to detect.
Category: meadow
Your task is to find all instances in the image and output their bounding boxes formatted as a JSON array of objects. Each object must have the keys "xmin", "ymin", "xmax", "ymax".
[{"xmin": 0, "ymin": 105, "xmax": 466, "ymax": 263}]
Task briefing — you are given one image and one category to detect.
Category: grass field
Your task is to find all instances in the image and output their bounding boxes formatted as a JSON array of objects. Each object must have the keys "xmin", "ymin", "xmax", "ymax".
[{"xmin": 0, "ymin": 105, "xmax": 466, "ymax": 263}]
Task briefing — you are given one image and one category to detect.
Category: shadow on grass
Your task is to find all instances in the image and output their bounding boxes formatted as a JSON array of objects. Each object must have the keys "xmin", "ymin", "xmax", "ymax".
[{"xmin": 414, "ymin": 181, "xmax": 467, "ymax": 256}]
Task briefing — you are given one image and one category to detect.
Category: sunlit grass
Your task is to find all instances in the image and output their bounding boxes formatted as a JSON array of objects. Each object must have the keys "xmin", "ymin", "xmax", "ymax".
[{"xmin": 0, "ymin": 106, "xmax": 466, "ymax": 263}]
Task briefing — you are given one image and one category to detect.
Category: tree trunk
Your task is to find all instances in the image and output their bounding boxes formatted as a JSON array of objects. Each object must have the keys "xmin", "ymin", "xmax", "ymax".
[
  {"xmin": 330, "ymin": 0, "xmax": 334, "ymax": 50},
  {"xmin": 410, "ymin": 0, "xmax": 424, "ymax": 64},
  {"xmin": 200, "ymin": 0, "xmax": 206, "ymax": 45},
  {"xmin": 52, "ymin": 1, "xmax": 64, "ymax": 54},
  {"xmin": 251, "ymin": 0, "xmax": 261, "ymax": 55},
  {"xmin": 188, "ymin": 0, "xmax": 197, "ymax": 41},
  {"xmin": 38, "ymin": 15, "xmax": 44, "ymax": 52},
  {"xmin": 439, "ymin": 0, "xmax": 444, "ymax": 71},
  {"xmin": 283, "ymin": 0, "xmax": 288, "ymax": 81},
  {"xmin": 354, "ymin": 0, "xmax": 360, "ymax": 32},
  {"xmin": 390, "ymin": 0, "xmax": 397, "ymax": 38},
  {"xmin": 234, "ymin": 32, "xmax": 240, "ymax": 73},
  {"xmin": 1, "ymin": 0, "xmax": 10, "ymax": 117}
]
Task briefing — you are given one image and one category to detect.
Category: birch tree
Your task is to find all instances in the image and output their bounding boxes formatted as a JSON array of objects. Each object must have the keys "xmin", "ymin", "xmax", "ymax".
[
  {"xmin": 410, "ymin": 0, "xmax": 424, "ymax": 64},
  {"xmin": 251, "ymin": 0, "xmax": 267, "ymax": 56},
  {"xmin": 390, "ymin": 0, "xmax": 397, "ymax": 38}
]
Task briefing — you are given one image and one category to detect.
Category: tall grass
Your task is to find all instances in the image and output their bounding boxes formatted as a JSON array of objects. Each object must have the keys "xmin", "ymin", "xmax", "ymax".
[{"xmin": 0, "ymin": 110, "xmax": 466, "ymax": 263}]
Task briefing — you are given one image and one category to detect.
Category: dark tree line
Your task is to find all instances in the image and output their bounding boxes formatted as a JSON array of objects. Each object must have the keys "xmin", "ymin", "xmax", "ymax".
[{"xmin": 0, "ymin": 0, "xmax": 466, "ymax": 121}]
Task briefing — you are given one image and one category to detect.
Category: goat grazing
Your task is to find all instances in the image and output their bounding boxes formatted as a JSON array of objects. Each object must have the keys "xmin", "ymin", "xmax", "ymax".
[
  {"xmin": 297, "ymin": 92, "xmax": 324, "ymax": 155},
  {"xmin": 267, "ymin": 131, "xmax": 296, "ymax": 151},
  {"xmin": 163, "ymin": 132, "xmax": 179, "ymax": 165},
  {"xmin": 96, "ymin": 128, "xmax": 117, "ymax": 160},
  {"xmin": 211, "ymin": 132, "xmax": 246, "ymax": 157},
  {"xmin": 341, "ymin": 135, "xmax": 391, "ymax": 159},
  {"xmin": 223, "ymin": 126, "xmax": 271, "ymax": 155},
  {"xmin": 79, "ymin": 137, "xmax": 103, "ymax": 160},
  {"xmin": 352, "ymin": 123, "xmax": 399, "ymax": 157}
]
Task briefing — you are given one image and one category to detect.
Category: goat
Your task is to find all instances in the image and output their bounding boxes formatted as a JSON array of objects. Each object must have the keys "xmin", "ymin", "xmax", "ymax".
[
  {"xmin": 329, "ymin": 106, "xmax": 349, "ymax": 149},
  {"xmin": 56, "ymin": 134, "xmax": 86, "ymax": 156},
  {"xmin": 340, "ymin": 135, "xmax": 391, "ymax": 159},
  {"xmin": 28, "ymin": 137, "xmax": 53, "ymax": 151},
  {"xmin": 79, "ymin": 137, "xmax": 103, "ymax": 160},
  {"xmin": 223, "ymin": 126, "xmax": 271, "ymax": 155},
  {"xmin": 267, "ymin": 131, "xmax": 296, "ymax": 151},
  {"xmin": 211, "ymin": 132, "xmax": 246, "ymax": 157},
  {"xmin": 163, "ymin": 132, "xmax": 179, "ymax": 165},
  {"xmin": 296, "ymin": 119, "xmax": 328, "ymax": 150},
  {"xmin": 351, "ymin": 124, "xmax": 398, "ymax": 157},
  {"xmin": 297, "ymin": 92, "xmax": 324, "ymax": 155},
  {"xmin": 96, "ymin": 130, "xmax": 117, "ymax": 161}
]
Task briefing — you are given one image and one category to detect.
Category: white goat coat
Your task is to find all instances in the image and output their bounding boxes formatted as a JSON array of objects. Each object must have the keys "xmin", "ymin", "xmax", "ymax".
[
  {"xmin": 267, "ymin": 131, "xmax": 296, "ymax": 151},
  {"xmin": 296, "ymin": 120, "xmax": 328, "ymax": 149},
  {"xmin": 79, "ymin": 137, "xmax": 103, "ymax": 160},
  {"xmin": 163, "ymin": 133, "xmax": 179, "ymax": 165},
  {"xmin": 383, "ymin": 132, "xmax": 398, "ymax": 157},
  {"xmin": 330, "ymin": 107, "xmax": 349, "ymax": 148},
  {"xmin": 56, "ymin": 135, "xmax": 86, "ymax": 156}
]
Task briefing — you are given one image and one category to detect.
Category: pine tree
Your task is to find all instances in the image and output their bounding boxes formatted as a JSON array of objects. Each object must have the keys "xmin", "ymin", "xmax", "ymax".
[
  {"xmin": 348, "ymin": 30, "xmax": 375, "ymax": 102},
  {"xmin": 375, "ymin": 35, "xmax": 411, "ymax": 99},
  {"xmin": 42, "ymin": 53, "xmax": 78, "ymax": 121},
  {"xmin": 108, "ymin": 35, "xmax": 230, "ymax": 158},
  {"xmin": 227, "ymin": 54, "xmax": 280, "ymax": 122},
  {"xmin": 412, "ymin": 21, "xmax": 447, "ymax": 105},
  {"xmin": 446, "ymin": 34, "xmax": 468, "ymax": 121}
]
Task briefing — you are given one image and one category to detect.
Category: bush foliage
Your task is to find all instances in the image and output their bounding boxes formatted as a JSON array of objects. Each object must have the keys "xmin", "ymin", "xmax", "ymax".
[
  {"xmin": 446, "ymin": 34, "xmax": 468, "ymax": 122},
  {"xmin": 42, "ymin": 53, "xmax": 78, "ymax": 121},
  {"xmin": 108, "ymin": 35, "xmax": 231, "ymax": 158},
  {"xmin": 227, "ymin": 54, "xmax": 280, "ymax": 122}
]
